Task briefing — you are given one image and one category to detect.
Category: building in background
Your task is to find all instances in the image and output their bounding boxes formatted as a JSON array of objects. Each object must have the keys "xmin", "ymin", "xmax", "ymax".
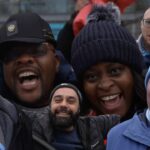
[{"xmin": 0, "ymin": 0, "xmax": 149, "ymax": 39}]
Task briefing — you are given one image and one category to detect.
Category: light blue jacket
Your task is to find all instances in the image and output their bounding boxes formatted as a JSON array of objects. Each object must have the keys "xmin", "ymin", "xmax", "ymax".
[
  {"xmin": 0, "ymin": 144, "xmax": 5, "ymax": 150},
  {"xmin": 107, "ymin": 112, "xmax": 150, "ymax": 150}
]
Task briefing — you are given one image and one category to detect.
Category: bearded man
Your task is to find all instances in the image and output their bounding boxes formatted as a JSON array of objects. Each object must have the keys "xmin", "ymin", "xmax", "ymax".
[{"xmin": 33, "ymin": 83, "xmax": 120, "ymax": 150}]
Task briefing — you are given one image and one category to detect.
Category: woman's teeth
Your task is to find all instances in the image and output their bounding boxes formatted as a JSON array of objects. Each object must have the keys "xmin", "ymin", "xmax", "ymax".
[{"xmin": 101, "ymin": 94, "xmax": 119, "ymax": 101}]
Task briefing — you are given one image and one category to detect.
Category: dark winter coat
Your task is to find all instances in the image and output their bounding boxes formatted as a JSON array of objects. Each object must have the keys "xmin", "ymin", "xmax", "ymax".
[{"xmin": 33, "ymin": 114, "xmax": 120, "ymax": 150}]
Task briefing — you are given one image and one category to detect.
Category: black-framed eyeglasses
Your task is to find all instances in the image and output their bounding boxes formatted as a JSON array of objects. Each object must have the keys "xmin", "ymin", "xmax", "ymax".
[{"xmin": 142, "ymin": 19, "xmax": 150, "ymax": 27}]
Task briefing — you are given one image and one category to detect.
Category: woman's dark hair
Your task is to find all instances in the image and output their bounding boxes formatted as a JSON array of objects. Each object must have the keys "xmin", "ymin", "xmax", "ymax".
[
  {"xmin": 133, "ymin": 71, "xmax": 147, "ymax": 110},
  {"xmin": 120, "ymin": 70, "xmax": 147, "ymax": 121}
]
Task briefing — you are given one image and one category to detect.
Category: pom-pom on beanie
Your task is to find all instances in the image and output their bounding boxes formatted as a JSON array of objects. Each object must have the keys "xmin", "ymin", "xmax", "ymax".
[{"xmin": 71, "ymin": 5, "xmax": 145, "ymax": 79}]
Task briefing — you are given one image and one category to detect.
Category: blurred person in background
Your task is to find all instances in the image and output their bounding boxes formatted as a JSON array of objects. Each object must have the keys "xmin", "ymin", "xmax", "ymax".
[
  {"xmin": 57, "ymin": 0, "xmax": 89, "ymax": 63},
  {"xmin": 137, "ymin": 7, "xmax": 150, "ymax": 69}
]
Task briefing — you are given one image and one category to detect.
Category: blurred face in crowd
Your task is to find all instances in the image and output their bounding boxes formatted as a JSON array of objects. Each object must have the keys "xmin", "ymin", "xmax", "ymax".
[
  {"xmin": 146, "ymin": 79, "xmax": 150, "ymax": 108},
  {"xmin": 50, "ymin": 87, "xmax": 80, "ymax": 131},
  {"xmin": 83, "ymin": 62, "xmax": 134, "ymax": 118},
  {"xmin": 141, "ymin": 8, "xmax": 150, "ymax": 49},
  {"xmin": 2, "ymin": 42, "xmax": 60, "ymax": 106}
]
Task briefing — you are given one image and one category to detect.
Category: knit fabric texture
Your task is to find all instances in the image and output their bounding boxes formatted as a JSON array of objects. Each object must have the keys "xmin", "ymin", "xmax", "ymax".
[{"xmin": 71, "ymin": 20, "xmax": 145, "ymax": 78}]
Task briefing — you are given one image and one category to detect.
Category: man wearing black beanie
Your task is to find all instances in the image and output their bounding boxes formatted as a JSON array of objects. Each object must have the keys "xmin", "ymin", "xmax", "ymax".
[{"xmin": 33, "ymin": 83, "xmax": 120, "ymax": 150}]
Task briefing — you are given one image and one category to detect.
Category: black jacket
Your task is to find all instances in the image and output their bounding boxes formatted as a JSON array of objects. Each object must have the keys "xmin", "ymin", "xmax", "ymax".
[{"xmin": 33, "ymin": 114, "xmax": 120, "ymax": 150}]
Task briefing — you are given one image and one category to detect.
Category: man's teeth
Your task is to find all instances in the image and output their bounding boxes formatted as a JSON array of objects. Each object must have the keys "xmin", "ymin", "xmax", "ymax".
[
  {"xmin": 19, "ymin": 72, "xmax": 35, "ymax": 78},
  {"xmin": 101, "ymin": 94, "xmax": 119, "ymax": 101}
]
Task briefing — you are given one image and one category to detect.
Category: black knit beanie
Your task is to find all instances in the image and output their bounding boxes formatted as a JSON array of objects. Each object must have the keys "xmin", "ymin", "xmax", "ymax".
[
  {"xmin": 71, "ymin": 6, "xmax": 145, "ymax": 79},
  {"xmin": 50, "ymin": 83, "xmax": 82, "ymax": 105}
]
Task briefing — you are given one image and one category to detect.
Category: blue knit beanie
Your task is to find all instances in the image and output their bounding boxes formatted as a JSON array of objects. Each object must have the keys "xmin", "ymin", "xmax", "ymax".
[
  {"xmin": 145, "ymin": 67, "xmax": 150, "ymax": 88},
  {"xmin": 71, "ymin": 6, "xmax": 145, "ymax": 79}
]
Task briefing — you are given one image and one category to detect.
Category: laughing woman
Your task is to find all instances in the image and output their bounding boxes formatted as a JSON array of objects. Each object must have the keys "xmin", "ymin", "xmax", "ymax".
[{"xmin": 71, "ymin": 5, "xmax": 147, "ymax": 121}]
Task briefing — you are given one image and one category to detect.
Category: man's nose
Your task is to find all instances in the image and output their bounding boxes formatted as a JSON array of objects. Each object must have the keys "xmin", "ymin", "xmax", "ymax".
[{"xmin": 15, "ymin": 54, "xmax": 34, "ymax": 65}]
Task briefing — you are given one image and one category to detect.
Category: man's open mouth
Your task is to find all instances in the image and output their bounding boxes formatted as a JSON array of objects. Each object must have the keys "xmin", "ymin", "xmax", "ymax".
[{"xmin": 18, "ymin": 71, "xmax": 39, "ymax": 84}]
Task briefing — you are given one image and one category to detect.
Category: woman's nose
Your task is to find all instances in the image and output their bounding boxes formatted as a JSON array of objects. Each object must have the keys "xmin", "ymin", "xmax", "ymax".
[{"xmin": 97, "ymin": 79, "xmax": 114, "ymax": 90}]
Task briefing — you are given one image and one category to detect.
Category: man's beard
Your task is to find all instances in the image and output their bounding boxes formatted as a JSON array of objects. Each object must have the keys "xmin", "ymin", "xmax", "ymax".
[{"xmin": 50, "ymin": 107, "xmax": 79, "ymax": 130}]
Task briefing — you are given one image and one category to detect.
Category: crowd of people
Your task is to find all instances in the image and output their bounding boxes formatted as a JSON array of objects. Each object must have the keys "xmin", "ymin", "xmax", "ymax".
[{"xmin": 0, "ymin": 0, "xmax": 149, "ymax": 150}]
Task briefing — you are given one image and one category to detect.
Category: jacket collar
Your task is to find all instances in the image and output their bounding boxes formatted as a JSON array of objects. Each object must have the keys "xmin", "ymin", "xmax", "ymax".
[{"xmin": 123, "ymin": 112, "xmax": 150, "ymax": 147}]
